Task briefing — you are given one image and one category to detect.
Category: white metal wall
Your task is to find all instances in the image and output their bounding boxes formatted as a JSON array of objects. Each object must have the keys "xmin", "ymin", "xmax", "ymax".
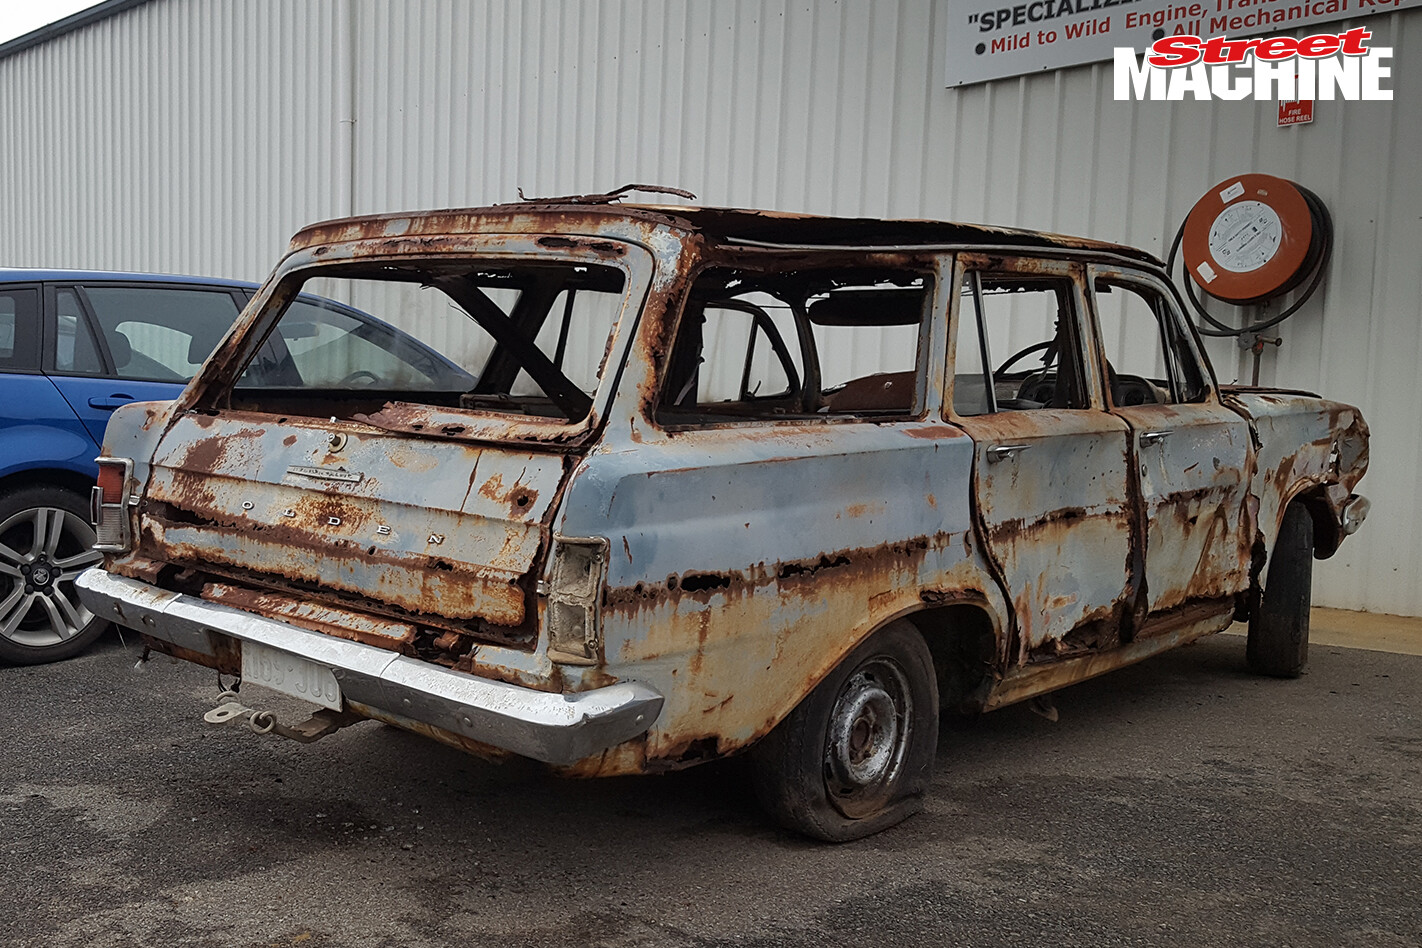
[{"xmin": 1, "ymin": 0, "xmax": 1418, "ymax": 614}]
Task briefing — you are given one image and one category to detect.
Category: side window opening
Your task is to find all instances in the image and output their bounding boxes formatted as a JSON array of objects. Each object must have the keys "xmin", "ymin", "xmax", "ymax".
[
  {"xmin": 952, "ymin": 271, "xmax": 1089, "ymax": 416},
  {"xmin": 1093, "ymin": 277, "xmax": 1208, "ymax": 406},
  {"xmin": 79, "ymin": 285, "xmax": 244, "ymax": 383},
  {"xmin": 810, "ymin": 289, "xmax": 923, "ymax": 413},
  {"xmin": 657, "ymin": 267, "xmax": 929, "ymax": 424}
]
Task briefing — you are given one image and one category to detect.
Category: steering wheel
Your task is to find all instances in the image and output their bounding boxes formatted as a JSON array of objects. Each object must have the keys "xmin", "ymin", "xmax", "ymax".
[
  {"xmin": 340, "ymin": 370, "xmax": 381, "ymax": 386},
  {"xmin": 993, "ymin": 340, "xmax": 1054, "ymax": 379},
  {"xmin": 1014, "ymin": 368, "xmax": 1058, "ymax": 405}
]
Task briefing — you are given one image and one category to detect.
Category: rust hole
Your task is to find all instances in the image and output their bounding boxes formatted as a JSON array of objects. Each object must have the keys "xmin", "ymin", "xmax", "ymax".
[
  {"xmin": 515, "ymin": 494, "xmax": 530, "ymax": 507},
  {"xmin": 679, "ymin": 572, "xmax": 731, "ymax": 593}
]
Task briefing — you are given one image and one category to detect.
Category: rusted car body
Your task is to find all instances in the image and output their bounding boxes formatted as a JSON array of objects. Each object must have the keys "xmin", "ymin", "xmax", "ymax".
[{"xmin": 76, "ymin": 201, "xmax": 1369, "ymax": 840}]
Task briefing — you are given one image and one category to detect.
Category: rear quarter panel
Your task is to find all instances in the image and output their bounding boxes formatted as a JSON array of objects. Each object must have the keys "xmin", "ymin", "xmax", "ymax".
[{"xmin": 554, "ymin": 420, "xmax": 1006, "ymax": 773}]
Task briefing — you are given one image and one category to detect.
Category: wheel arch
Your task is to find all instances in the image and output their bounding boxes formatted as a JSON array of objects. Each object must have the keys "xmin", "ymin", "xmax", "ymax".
[
  {"xmin": 0, "ymin": 467, "xmax": 95, "ymax": 502},
  {"xmin": 1290, "ymin": 483, "xmax": 1344, "ymax": 560},
  {"xmin": 899, "ymin": 600, "xmax": 1001, "ymax": 712},
  {"xmin": 732, "ymin": 594, "xmax": 1004, "ymax": 759}
]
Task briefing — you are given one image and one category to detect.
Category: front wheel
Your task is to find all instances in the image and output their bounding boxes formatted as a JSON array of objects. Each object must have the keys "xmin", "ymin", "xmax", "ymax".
[
  {"xmin": 749, "ymin": 620, "xmax": 939, "ymax": 842},
  {"xmin": 0, "ymin": 486, "xmax": 108, "ymax": 665},
  {"xmin": 1247, "ymin": 502, "xmax": 1314, "ymax": 678}
]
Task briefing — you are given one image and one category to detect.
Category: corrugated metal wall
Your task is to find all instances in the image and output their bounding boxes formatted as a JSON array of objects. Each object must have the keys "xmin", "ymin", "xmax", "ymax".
[{"xmin": 1, "ymin": 0, "xmax": 1418, "ymax": 614}]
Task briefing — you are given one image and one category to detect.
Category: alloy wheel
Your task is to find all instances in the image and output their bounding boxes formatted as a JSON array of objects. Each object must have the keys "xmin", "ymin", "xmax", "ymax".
[{"xmin": 0, "ymin": 506, "xmax": 103, "ymax": 647}]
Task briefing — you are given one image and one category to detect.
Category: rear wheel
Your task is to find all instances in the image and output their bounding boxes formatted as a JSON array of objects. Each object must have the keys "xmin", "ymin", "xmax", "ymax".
[
  {"xmin": 1247, "ymin": 502, "xmax": 1314, "ymax": 678},
  {"xmin": 750, "ymin": 620, "xmax": 939, "ymax": 842},
  {"xmin": 0, "ymin": 486, "xmax": 107, "ymax": 665}
]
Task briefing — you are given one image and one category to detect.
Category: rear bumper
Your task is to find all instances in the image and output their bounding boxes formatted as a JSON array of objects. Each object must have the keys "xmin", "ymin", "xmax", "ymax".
[{"xmin": 75, "ymin": 568, "xmax": 663, "ymax": 766}]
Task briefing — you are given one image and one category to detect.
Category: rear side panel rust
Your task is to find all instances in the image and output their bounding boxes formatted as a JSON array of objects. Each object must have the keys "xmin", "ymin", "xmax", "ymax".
[{"xmin": 552, "ymin": 420, "xmax": 1007, "ymax": 775}]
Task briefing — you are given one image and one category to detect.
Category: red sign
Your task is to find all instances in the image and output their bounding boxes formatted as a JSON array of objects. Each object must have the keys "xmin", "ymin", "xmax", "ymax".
[{"xmin": 1278, "ymin": 99, "xmax": 1315, "ymax": 127}]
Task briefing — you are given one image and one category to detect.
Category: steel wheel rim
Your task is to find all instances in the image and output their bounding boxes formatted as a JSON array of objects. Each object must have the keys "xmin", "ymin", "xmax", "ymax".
[
  {"xmin": 0, "ymin": 505, "xmax": 102, "ymax": 648},
  {"xmin": 823, "ymin": 657, "xmax": 913, "ymax": 819}
]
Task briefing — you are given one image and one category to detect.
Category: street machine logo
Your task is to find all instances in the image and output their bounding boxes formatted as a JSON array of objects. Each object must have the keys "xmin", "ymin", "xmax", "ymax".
[{"xmin": 1115, "ymin": 26, "xmax": 1394, "ymax": 99}]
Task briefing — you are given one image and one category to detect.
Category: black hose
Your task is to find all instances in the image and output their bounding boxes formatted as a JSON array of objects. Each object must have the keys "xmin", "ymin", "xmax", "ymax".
[{"xmin": 1166, "ymin": 184, "xmax": 1333, "ymax": 337}]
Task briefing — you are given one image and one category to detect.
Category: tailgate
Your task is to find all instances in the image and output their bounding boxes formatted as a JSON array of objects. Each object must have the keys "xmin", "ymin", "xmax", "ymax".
[{"xmin": 140, "ymin": 411, "xmax": 566, "ymax": 630}]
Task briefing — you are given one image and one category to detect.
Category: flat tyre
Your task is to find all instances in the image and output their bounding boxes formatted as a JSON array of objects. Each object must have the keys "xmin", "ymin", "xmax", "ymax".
[
  {"xmin": 750, "ymin": 620, "xmax": 939, "ymax": 842},
  {"xmin": 1247, "ymin": 502, "xmax": 1314, "ymax": 678}
]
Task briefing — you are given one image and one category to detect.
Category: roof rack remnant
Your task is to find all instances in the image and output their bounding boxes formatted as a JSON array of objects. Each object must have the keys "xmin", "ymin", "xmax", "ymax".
[{"xmin": 515, "ymin": 184, "xmax": 698, "ymax": 206}]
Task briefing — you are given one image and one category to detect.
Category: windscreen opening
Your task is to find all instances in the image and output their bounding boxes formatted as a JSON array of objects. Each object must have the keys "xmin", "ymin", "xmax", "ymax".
[{"xmin": 229, "ymin": 261, "xmax": 627, "ymax": 423}]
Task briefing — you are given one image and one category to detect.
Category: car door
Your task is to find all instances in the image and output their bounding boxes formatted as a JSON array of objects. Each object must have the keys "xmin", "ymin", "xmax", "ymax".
[
  {"xmin": 43, "ymin": 282, "xmax": 246, "ymax": 444},
  {"xmin": 946, "ymin": 254, "xmax": 1136, "ymax": 664},
  {"xmin": 0, "ymin": 283, "xmax": 99, "ymax": 473},
  {"xmin": 1088, "ymin": 265, "xmax": 1252, "ymax": 614}
]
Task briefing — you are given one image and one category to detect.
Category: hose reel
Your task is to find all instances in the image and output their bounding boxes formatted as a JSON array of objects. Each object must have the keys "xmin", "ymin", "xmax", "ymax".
[{"xmin": 1166, "ymin": 174, "xmax": 1334, "ymax": 381}]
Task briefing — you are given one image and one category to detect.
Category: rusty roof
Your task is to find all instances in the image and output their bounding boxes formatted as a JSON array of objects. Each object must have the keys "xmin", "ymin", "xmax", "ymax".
[{"xmin": 287, "ymin": 202, "xmax": 1161, "ymax": 265}]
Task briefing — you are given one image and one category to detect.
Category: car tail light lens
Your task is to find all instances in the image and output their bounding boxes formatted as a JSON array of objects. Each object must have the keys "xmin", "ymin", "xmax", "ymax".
[
  {"xmin": 96, "ymin": 463, "xmax": 125, "ymax": 504},
  {"xmin": 91, "ymin": 457, "xmax": 134, "ymax": 551},
  {"xmin": 544, "ymin": 535, "xmax": 608, "ymax": 665}
]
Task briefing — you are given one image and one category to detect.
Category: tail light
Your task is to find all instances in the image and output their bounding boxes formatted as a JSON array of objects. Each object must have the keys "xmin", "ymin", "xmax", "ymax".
[
  {"xmin": 543, "ymin": 535, "xmax": 608, "ymax": 665},
  {"xmin": 90, "ymin": 457, "xmax": 135, "ymax": 551}
]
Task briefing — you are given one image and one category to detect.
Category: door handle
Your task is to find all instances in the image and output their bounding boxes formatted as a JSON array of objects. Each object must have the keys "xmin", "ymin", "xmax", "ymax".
[
  {"xmin": 87, "ymin": 394, "xmax": 135, "ymax": 410},
  {"xmin": 1139, "ymin": 430, "xmax": 1172, "ymax": 446},
  {"xmin": 986, "ymin": 443, "xmax": 1031, "ymax": 463}
]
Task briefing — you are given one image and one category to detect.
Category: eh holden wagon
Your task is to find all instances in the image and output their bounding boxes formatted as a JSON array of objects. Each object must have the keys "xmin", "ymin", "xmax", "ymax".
[{"xmin": 76, "ymin": 197, "xmax": 1369, "ymax": 840}]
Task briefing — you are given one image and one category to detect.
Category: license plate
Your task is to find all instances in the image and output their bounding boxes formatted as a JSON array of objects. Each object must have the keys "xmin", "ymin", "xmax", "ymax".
[{"xmin": 240, "ymin": 641, "xmax": 342, "ymax": 711}]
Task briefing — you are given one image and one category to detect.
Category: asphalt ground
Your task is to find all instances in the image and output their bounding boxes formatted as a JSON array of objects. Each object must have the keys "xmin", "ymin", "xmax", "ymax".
[{"xmin": 3, "ymin": 627, "xmax": 1420, "ymax": 948}]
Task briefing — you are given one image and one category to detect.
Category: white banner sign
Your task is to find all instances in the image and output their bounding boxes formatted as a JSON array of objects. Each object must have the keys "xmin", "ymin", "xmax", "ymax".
[{"xmin": 944, "ymin": 0, "xmax": 1421, "ymax": 87}]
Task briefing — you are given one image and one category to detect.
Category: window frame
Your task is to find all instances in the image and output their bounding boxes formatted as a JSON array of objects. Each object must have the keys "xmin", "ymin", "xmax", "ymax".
[
  {"xmin": 653, "ymin": 257, "xmax": 939, "ymax": 430},
  {"xmin": 0, "ymin": 284, "xmax": 44, "ymax": 374},
  {"xmin": 944, "ymin": 253, "xmax": 1104, "ymax": 421},
  {"xmin": 42, "ymin": 281, "xmax": 249, "ymax": 382},
  {"xmin": 44, "ymin": 283, "xmax": 114, "ymax": 377},
  {"xmin": 186, "ymin": 240, "xmax": 656, "ymax": 449},
  {"xmin": 1085, "ymin": 264, "xmax": 1216, "ymax": 407}
]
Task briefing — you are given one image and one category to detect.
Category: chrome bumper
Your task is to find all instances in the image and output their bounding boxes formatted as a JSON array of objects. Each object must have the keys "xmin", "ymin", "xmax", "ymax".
[{"xmin": 75, "ymin": 568, "xmax": 663, "ymax": 766}]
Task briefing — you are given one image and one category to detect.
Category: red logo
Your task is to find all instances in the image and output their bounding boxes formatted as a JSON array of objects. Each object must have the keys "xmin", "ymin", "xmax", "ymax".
[{"xmin": 1148, "ymin": 27, "xmax": 1373, "ymax": 68}]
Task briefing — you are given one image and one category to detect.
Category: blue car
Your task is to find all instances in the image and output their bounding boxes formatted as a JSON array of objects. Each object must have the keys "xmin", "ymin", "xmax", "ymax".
[{"xmin": 0, "ymin": 269, "xmax": 474, "ymax": 664}]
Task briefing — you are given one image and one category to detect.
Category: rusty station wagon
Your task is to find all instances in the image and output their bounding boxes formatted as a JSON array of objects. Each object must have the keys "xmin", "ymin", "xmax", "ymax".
[{"xmin": 76, "ymin": 194, "xmax": 1370, "ymax": 840}]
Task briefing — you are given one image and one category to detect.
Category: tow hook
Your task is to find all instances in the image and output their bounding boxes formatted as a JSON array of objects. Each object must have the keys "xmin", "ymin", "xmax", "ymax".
[{"xmin": 203, "ymin": 690, "xmax": 362, "ymax": 743}]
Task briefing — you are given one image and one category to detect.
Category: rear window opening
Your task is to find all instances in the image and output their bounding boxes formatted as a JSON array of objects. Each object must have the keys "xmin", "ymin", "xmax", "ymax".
[{"xmin": 226, "ymin": 260, "xmax": 628, "ymax": 423}]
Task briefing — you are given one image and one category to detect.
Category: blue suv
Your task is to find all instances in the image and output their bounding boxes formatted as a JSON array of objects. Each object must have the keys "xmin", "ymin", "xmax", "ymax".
[{"xmin": 0, "ymin": 269, "xmax": 473, "ymax": 664}]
